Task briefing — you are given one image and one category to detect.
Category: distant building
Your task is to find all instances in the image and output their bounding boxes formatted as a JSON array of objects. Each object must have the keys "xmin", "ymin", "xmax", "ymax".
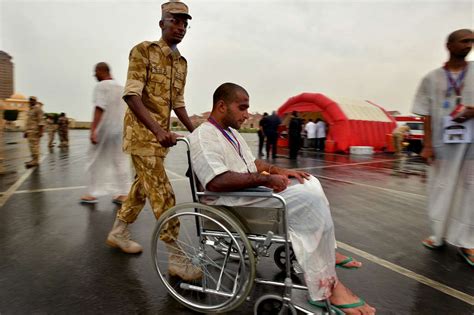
[
  {"xmin": 0, "ymin": 51, "xmax": 14, "ymax": 99},
  {"xmin": 0, "ymin": 93, "xmax": 43, "ymax": 130}
]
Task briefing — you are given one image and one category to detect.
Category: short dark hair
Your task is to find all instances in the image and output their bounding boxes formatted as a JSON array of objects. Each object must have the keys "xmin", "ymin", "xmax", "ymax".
[
  {"xmin": 95, "ymin": 62, "xmax": 110, "ymax": 73},
  {"xmin": 213, "ymin": 82, "xmax": 248, "ymax": 107},
  {"xmin": 447, "ymin": 29, "xmax": 473, "ymax": 43}
]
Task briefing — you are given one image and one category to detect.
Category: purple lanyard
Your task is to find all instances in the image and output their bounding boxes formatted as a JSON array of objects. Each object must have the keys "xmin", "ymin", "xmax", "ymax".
[
  {"xmin": 207, "ymin": 117, "xmax": 250, "ymax": 172},
  {"xmin": 443, "ymin": 65, "xmax": 468, "ymax": 100}
]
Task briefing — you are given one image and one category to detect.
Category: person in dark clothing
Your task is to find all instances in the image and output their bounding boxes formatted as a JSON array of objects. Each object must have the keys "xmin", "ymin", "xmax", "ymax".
[
  {"xmin": 263, "ymin": 111, "xmax": 281, "ymax": 159},
  {"xmin": 257, "ymin": 112, "xmax": 268, "ymax": 157},
  {"xmin": 288, "ymin": 111, "xmax": 303, "ymax": 159}
]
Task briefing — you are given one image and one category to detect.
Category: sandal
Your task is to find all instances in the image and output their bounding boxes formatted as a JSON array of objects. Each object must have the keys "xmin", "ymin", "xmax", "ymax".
[
  {"xmin": 422, "ymin": 236, "xmax": 444, "ymax": 250},
  {"xmin": 308, "ymin": 298, "xmax": 366, "ymax": 315},
  {"xmin": 112, "ymin": 195, "xmax": 127, "ymax": 205},
  {"xmin": 336, "ymin": 256, "xmax": 361, "ymax": 269},
  {"xmin": 458, "ymin": 248, "xmax": 474, "ymax": 267},
  {"xmin": 80, "ymin": 196, "xmax": 98, "ymax": 204}
]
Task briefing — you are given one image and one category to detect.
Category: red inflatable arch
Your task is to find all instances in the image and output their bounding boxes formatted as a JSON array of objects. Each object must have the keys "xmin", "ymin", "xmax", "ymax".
[{"xmin": 277, "ymin": 93, "xmax": 396, "ymax": 153}]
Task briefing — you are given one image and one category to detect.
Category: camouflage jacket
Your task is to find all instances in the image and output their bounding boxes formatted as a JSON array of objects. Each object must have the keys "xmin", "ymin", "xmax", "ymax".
[
  {"xmin": 57, "ymin": 116, "xmax": 69, "ymax": 132},
  {"xmin": 122, "ymin": 38, "xmax": 188, "ymax": 157},
  {"xmin": 25, "ymin": 105, "xmax": 45, "ymax": 134}
]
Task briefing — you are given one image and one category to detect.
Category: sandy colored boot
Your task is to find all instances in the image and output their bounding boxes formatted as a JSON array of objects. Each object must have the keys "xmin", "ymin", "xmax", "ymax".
[
  {"xmin": 167, "ymin": 241, "xmax": 203, "ymax": 281},
  {"xmin": 106, "ymin": 218, "xmax": 143, "ymax": 254}
]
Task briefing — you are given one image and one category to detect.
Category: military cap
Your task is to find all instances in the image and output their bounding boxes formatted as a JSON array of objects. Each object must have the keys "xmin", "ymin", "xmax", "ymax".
[{"xmin": 161, "ymin": 0, "xmax": 192, "ymax": 20}]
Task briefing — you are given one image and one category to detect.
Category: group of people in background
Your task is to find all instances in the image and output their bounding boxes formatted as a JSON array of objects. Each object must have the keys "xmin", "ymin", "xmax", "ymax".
[
  {"xmin": 258, "ymin": 111, "xmax": 327, "ymax": 160},
  {"xmin": 46, "ymin": 112, "xmax": 69, "ymax": 148},
  {"xmin": 23, "ymin": 96, "xmax": 69, "ymax": 168}
]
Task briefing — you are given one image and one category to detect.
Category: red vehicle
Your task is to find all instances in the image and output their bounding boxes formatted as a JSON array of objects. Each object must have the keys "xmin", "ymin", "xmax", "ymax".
[{"xmin": 394, "ymin": 115, "xmax": 425, "ymax": 154}]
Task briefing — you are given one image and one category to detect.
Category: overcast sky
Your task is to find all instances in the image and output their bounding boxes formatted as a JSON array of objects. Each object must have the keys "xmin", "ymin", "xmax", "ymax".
[{"xmin": 1, "ymin": 0, "xmax": 473, "ymax": 121}]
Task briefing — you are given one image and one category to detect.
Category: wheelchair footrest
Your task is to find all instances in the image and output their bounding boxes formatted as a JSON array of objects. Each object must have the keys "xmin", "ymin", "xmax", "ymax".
[
  {"xmin": 292, "ymin": 260, "xmax": 304, "ymax": 274},
  {"xmin": 290, "ymin": 288, "xmax": 327, "ymax": 314}
]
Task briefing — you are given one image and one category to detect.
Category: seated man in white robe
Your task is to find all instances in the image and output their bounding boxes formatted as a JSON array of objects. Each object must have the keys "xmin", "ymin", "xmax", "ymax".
[{"xmin": 188, "ymin": 82, "xmax": 376, "ymax": 315}]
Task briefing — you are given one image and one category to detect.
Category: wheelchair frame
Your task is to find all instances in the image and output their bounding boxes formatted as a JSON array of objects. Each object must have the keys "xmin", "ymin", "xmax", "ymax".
[{"xmin": 151, "ymin": 138, "xmax": 333, "ymax": 314}]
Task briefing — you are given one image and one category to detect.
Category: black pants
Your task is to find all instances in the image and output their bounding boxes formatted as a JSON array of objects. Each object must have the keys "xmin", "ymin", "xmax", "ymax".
[
  {"xmin": 316, "ymin": 137, "xmax": 326, "ymax": 151},
  {"xmin": 289, "ymin": 135, "xmax": 300, "ymax": 159},
  {"xmin": 266, "ymin": 134, "xmax": 278, "ymax": 158},
  {"xmin": 258, "ymin": 131, "xmax": 265, "ymax": 156}
]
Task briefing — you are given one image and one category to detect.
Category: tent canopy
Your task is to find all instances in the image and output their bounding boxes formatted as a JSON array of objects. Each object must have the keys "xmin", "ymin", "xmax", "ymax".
[{"xmin": 277, "ymin": 93, "xmax": 396, "ymax": 152}]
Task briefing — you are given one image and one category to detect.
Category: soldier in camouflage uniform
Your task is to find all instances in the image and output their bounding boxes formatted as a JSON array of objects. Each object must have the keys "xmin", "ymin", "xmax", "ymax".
[
  {"xmin": 46, "ymin": 114, "xmax": 58, "ymax": 148},
  {"xmin": 24, "ymin": 96, "xmax": 44, "ymax": 168},
  {"xmin": 106, "ymin": 0, "xmax": 199, "ymax": 280},
  {"xmin": 57, "ymin": 112, "xmax": 69, "ymax": 147}
]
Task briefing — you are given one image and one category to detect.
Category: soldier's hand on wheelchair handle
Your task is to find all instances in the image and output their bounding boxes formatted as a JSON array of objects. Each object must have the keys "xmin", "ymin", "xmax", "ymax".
[{"xmin": 155, "ymin": 130, "xmax": 183, "ymax": 147}]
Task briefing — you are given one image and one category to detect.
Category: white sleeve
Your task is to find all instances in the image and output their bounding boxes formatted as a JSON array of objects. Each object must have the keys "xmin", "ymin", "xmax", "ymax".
[
  {"xmin": 189, "ymin": 128, "xmax": 229, "ymax": 189},
  {"xmin": 412, "ymin": 75, "xmax": 432, "ymax": 116},
  {"xmin": 93, "ymin": 83, "xmax": 107, "ymax": 111}
]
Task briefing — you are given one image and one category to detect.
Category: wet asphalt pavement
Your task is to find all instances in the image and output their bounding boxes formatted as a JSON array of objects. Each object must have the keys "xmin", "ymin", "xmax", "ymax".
[{"xmin": 0, "ymin": 130, "xmax": 473, "ymax": 314}]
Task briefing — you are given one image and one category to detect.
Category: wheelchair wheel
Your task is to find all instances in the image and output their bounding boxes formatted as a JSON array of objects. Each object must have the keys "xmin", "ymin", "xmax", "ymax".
[
  {"xmin": 273, "ymin": 245, "xmax": 296, "ymax": 272},
  {"xmin": 151, "ymin": 202, "xmax": 256, "ymax": 313},
  {"xmin": 254, "ymin": 294, "xmax": 297, "ymax": 315}
]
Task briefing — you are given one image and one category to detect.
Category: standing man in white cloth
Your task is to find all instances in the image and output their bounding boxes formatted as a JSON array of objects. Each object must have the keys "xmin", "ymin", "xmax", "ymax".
[
  {"xmin": 412, "ymin": 29, "xmax": 474, "ymax": 267},
  {"xmin": 188, "ymin": 83, "xmax": 375, "ymax": 314},
  {"xmin": 80, "ymin": 62, "xmax": 132, "ymax": 204}
]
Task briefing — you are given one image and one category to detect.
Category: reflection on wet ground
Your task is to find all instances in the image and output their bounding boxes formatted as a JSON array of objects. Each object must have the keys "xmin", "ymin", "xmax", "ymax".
[{"xmin": 0, "ymin": 130, "xmax": 472, "ymax": 314}]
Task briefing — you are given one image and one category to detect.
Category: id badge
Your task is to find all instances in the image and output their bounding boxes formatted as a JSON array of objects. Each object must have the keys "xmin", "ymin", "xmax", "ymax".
[{"xmin": 442, "ymin": 115, "xmax": 472, "ymax": 144}]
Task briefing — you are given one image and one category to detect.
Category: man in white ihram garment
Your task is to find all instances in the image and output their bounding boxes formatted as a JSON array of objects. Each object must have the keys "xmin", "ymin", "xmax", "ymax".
[
  {"xmin": 412, "ymin": 29, "xmax": 474, "ymax": 266},
  {"xmin": 80, "ymin": 62, "xmax": 132, "ymax": 204},
  {"xmin": 304, "ymin": 119, "xmax": 317, "ymax": 149},
  {"xmin": 188, "ymin": 83, "xmax": 376, "ymax": 314}
]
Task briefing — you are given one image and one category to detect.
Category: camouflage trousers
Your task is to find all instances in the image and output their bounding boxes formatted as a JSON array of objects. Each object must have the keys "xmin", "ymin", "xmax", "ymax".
[
  {"xmin": 58, "ymin": 130, "xmax": 68, "ymax": 147},
  {"xmin": 48, "ymin": 125, "xmax": 57, "ymax": 147},
  {"xmin": 27, "ymin": 134, "xmax": 41, "ymax": 162},
  {"xmin": 117, "ymin": 154, "xmax": 179, "ymax": 242},
  {"xmin": 393, "ymin": 133, "xmax": 404, "ymax": 154}
]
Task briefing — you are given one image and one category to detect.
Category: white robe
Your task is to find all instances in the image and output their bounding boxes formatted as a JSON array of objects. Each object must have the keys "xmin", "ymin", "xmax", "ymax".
[
  {"xmin": 412, "ymin": 61, "xmax": 474, "ymax": 248},
  {"xmin": 85, "ymin": 79, "xmax": 132, "ymax": 197},
  {"xmin": 188, "ymin": 122, "xmax": 337, "ymax": 300}
]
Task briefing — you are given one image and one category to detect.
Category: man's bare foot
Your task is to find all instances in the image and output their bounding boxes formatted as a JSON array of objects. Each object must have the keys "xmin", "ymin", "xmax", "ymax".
[
  {"xmin": 80, "ymin": 195, "xmax": 98, "ymax": 204},
  {"xmin": 336, "ymin": 252, "xmax": 362, "ymax": 269},
  {"xmin": 330, "ymin": 282, "xmax": 376, "ymax": 314}
]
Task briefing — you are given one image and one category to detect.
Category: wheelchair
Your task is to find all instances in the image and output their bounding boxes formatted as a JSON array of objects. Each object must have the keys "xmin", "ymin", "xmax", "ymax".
[{"xmin": 151, "ymin": 138, "xmax": 333, "ymax": 314}]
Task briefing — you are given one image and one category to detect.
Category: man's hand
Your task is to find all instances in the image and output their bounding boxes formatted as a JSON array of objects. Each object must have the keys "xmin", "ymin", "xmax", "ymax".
[
  {"xmin": 265, "ymin": 174, "xmax": 290, "ymax": 193},
  {"xmin": 452, "ymin": 107, "xmax": 474, "ymax": 123},
  {"xmin": 23, "ymin": 132, "xmax": 27, "ymax": 139},
  {"xmin": 90, "ymin": 130, "xmax": 98, "ymax": 144},
  {"xmin": 278, "ymin": 169, "xmax": 311, "ymax": 183},
  {"xmin": 420, "ymin": 145, "xmax": 435, "ymax": 165},
  {"xmin": 155, "ymin": 130, "xmax": 183, "ymax": 147}
]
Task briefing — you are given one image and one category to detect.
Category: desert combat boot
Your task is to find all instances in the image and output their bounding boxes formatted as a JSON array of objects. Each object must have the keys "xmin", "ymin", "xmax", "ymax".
[
  {"xmin": 106, "ymin": 218, "xmax": 143, "ymax": 254},
  {"xmin": 167, "ymin": 241, "xmax": 203, "ymax": 281}
]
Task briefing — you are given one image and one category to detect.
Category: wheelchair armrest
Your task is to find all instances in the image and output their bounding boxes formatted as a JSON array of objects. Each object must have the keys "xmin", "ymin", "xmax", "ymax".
[{"xmin": 199, "ymin": 186, "xmax": 274, "ymax": 198}]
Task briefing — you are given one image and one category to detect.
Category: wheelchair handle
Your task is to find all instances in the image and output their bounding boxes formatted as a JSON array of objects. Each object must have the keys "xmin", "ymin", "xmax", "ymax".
[{"xmin": 177, "ymin": 137, "xmax": 190, "ymax": 150}]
